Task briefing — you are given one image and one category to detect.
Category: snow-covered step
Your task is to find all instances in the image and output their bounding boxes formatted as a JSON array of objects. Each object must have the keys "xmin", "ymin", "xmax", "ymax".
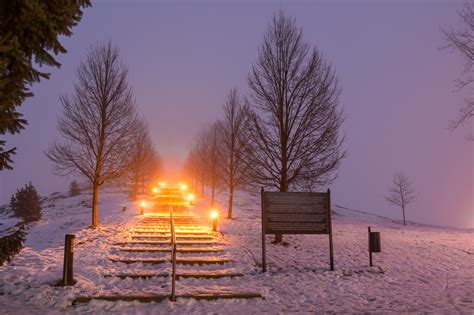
[
  {"xmin": 109, "ymin": 257, "xmax": 167, "ymax": 265},
  {"xmin": 132, "ymin": 235, "xmax": 214, "ymax": 240},
  {"xmin": 109, "ymin": 257, "xmax": 232, "ymax": 265},
  {"xmin": 105, "ymin": 272, "xmax": 244, "ymax": 280},
  {"xmin": 116, "ymin": 247, "xmax": 222, "ymax": 253},
  {"xmin": 72, "ymin": 292, "xmax": 263, "ymax": 305},
  {"xmin": 115, "ymin": 240, "xmax": 218, "ymax": 246},
  {"xmin": 133, "ymin": 229, "xmax": 212, "ymax": 235},
  {"xmin": 72, "ymin": 295, "xmax": 169, "ymax": 305}
]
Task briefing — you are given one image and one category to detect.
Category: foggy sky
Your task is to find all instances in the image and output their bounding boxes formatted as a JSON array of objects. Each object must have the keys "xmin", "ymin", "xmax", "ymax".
[{"xmin": 1, "ymin": 0, "xmax": 472, "ymax": 228}]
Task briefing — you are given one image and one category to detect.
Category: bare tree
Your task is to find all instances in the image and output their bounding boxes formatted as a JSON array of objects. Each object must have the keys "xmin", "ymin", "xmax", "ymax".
[
  {"xmin": 128, "ymin": 119, "xmax": 160, "ymax": 199},
  {"xmin": 142, "ymin": 151, "xmax": 162, "ymax": 192},
  {"xmin": 192, "ymin": 130, "xmax": 210, "ymax": 197},
  {"xmin": 183, "ymin": 149, "xmax": 200, "ymax": 193},
  {"xmin": 385, "ymin": 171, "xmax": 416, "ymax": 226},
  {"xmin": 217, "ymin": 88, "xmax": 250, "ymax": 218},
  {"xmin": 203, "ymin": 123, "xmax": 221, "ymax": 207},
  {"xmin": 46, "ymin": 41, "xmax": 139, "ymax": 227},
  {"xmin": 442, "ymin": 2, "xmax": 473, "ymax": 139},
  {"xmin": 187, "ymin": 123, "xmax": 222, "ymax": 205},
  {"xmin": 246, "ymin": 12, "xmax": 345, "ymax": 242}
]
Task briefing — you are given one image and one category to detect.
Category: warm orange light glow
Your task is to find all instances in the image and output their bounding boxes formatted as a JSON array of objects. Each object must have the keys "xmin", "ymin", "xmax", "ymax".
[
  {"xmin": 140, "ymin": 200, "xmax": 147, "ymax": 208},
  {"xmin": 210, "ymin": 209, "xmax": 219, "ymax": 219},
  {"xmin": 158, "ymin": 182, "xmax": 166, "ymax": 187},
  {"xmin": 179, "ymin": 183, "xmax": 188, "ymax": 191},
  {"xmin": 187, "ymin": 193, "xmax": 194, "ymax": 201},
  {"xmin": 152, "ymin": 187, "xmax": 159, "ymax": 194}
]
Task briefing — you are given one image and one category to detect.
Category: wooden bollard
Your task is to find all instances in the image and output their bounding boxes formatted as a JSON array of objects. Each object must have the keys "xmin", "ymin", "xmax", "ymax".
[{"xmin": 62, "ymin": 234, "xmax": 76, "ymax": 286}]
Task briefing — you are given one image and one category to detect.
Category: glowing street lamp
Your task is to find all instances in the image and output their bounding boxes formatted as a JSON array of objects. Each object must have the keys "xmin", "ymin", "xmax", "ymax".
[
  {"xmin": 179, "ymin": 183, "xmax": 188, "ymax": 191},
  {"xmin": 140, "ymin": 200, "xmax": 147, "ymax": 215},
  {"xmin": 158, "ymin": 182, "xmax": 166, "ymax": 187},
  {"xmin": 152, "ymin": 187, "xmax": 159, "ymax": 194},
  {"xmin": 210, "ymin": 209, "xmax": 219, "ymax": 232},
  {"xmin": 187, "ymin": 193, "xmax": 194, "ymax": 205}
]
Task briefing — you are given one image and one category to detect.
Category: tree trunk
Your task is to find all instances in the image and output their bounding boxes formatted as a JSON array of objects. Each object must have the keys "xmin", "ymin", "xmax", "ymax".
[
  {"xmin": 211, "ymin": 175, "xmax": 215, "ymax": 207},
  {"xmin": 227, "ymin": 185, "xmax": 234, "ymax": 219},
  {"xmin": 201, "ymin": 174, "xmax": 205, "ymax": 197},
  {"xmin": 92, "ymin": 183, "xmax": 99, "ymax": 227},
  {"xmin": 274, "ymin": 180, "xmax": 288, "ymax": 243},
  {"xmin": 402, "ymin": 206, "xmax": 406, "ymax": 226}
]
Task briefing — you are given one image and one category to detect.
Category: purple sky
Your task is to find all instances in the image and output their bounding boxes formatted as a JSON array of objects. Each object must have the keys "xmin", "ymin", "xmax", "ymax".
[{"xmin": 1, "ymin": 1, "xmax": 472, "ymax": 228}]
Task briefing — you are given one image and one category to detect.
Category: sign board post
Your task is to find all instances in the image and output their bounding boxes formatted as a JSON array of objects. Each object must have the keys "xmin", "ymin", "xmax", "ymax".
[
  {"xmin": 261, "ymin": 188, "xmax": 334, "ymax": 272},
  {"xmin": 261, "ymin": 188, "xmax": 267, "ymax": 272}
]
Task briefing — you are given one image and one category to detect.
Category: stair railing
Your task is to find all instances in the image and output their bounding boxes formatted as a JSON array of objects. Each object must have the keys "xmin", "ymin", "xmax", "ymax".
[{"xmin": 170, "ymin": 207, "xmax": 177, "ymax": 302}]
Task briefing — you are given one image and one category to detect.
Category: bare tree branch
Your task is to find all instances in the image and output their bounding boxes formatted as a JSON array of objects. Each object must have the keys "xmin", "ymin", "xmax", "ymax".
[{"xmin": 442, "ymin": 2, "xmax": 474, "ymax": 139}]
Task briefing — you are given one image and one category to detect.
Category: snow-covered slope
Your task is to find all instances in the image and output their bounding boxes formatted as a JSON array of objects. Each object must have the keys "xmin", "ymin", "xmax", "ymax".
[{"xmin": 0, "ymin": 189, "xmax": 472, "ymax": 313}]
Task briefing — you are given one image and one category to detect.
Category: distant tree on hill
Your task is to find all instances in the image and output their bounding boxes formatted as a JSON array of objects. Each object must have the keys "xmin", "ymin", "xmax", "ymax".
[
  {"xmin": 0, "ymin": 0, "xmax": 91, "ymax": 170},
  {"xmin": 442, "ymin": 2, "xmax": 473, "ymax": 139},
  {"xmin": 46, "ymin": 41, "xmax": 140, "ymax": 227},
  {"xmin": 10, "ymin": 182, "xmax": 42, "ymax": 223},
  {"xmin": 386, "ymin": 171, "xmax": 416, "ymax": 226},
  {"xmin": 69, "ymin": 180, "xmax": 81, "ymax": 197},
  {"xmin": 245, "ymin": 12, "xmax": 345, "ymax": 243}
]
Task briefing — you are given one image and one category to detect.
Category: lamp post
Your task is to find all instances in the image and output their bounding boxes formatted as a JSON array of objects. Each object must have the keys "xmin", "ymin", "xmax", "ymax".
[
  {"xmin": 188, "ymin": 193, "xmax": 194, "ymax": 205},
  {"xmin": 140, "ymin": 200, "xmax": 147, "ymax": 215},
  {"xmin": 211, "ymin": 209, "xmax": 218, "ymax": 232}
]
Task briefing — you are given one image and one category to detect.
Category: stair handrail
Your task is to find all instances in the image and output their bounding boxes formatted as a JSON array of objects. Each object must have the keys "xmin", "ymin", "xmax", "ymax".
[{"xmin": 170, "ymin": 206, "xmax": 177, "ymax": 302}]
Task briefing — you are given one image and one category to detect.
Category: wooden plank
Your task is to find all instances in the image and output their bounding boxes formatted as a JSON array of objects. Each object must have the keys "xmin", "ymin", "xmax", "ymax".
[
  {"xmin": 267, "ymin": 213, "xmax": 327, "ymax": 222},
  {"xmin": 266, "ymin": 222, "xmax": 328, "ymax": 234}
]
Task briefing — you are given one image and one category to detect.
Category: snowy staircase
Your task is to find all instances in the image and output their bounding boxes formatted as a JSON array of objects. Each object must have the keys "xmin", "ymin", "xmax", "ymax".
[{"xmin": 73, "ymin": 212, "xmax": 262, "ymax": 305}]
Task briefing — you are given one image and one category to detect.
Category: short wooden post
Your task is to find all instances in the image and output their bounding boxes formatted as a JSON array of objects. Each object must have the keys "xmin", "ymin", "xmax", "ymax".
[
  {"xmin": 62, "ymin": 234, "xmax": 76, "ymax": 286},
  {"xmin": 140, "ymin": 206, "xmax": 144, "ymax": 215},
  {"xmin": 327, "ymin": 189, "xmax": 334, "ymax": 271},
  {"xmin": 212, "ymin": 218, "xmax": 217, "ymax": 232},
  {"xmin": 261, "ymin": 187, "xmax": 267, "ymax": 272}
]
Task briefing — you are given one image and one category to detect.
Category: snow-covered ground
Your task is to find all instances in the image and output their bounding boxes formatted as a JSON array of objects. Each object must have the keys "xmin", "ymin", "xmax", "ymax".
[{"xmin": 0, "ymin": 188, "xmax": 472, "ymax": 313}]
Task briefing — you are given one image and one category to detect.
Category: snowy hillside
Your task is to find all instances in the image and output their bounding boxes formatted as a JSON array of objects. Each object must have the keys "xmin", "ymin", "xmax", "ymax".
[{"xmin": 0, "ymin": 189, "xmax": 472, "ymax": 313}]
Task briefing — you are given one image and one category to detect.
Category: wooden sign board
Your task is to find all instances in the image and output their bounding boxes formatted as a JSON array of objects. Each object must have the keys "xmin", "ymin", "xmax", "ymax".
[
  {"xmin": 262, "ymin": 192, "xmax": 329, "ymax": 234},
  {"xmin": 261, "ymin": 188, "xmax": 334, "ymax": 272}
]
